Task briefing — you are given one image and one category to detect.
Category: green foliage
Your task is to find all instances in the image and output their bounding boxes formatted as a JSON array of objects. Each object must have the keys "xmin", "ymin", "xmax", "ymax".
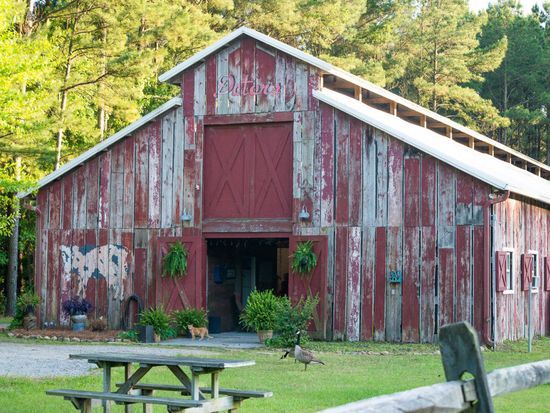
[
  {"xmin": 240, "ymin": 289, "xmax": 280, "ymax": 331},
  {"xmin": 173, "ymin": 308, "xmax": 208, "ymax": 334},
  {"xmin": 117, "ymin": 329, "xmax": 139, "ymax": 342},
  {"xmin": 162, "ymin": 242, "xmax": 189, "ymax": 278},
  {"xmin": 138, "ymin": 307, "xmax": 176, "ymax": 340},
  {"xmin": 8, "ymin": 288, "xmax": 39, "ymax": 329},
  {"xmin": 290, "ymin": 241, "xmax": 318, "ymax": 276},
  {"xmin": 269, "ymin": 294, "xmax": 319, "ymax": 347}
]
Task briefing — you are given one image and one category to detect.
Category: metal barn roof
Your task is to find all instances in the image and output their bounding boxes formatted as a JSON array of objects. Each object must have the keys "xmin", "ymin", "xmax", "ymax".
[
  {"xmin": 315, "ymin": 88, "xmax": 550, "ymax": 205},
  {"xmin": 159, "ymin": 26, "xmax": 549, "ymax": 178},
  {"xmin": 18, "ymin": 97, "xmax": 182, "ymax": 198}
]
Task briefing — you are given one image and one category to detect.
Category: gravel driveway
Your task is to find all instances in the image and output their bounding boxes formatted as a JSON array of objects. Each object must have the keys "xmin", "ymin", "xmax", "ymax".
[{"xmin": 0, "ymin": 342, "xmax": 218, "ymax": 378}]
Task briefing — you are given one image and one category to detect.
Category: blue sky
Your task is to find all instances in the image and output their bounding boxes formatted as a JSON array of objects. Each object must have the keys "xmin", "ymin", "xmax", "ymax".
[{"xmin": 469, "ymin": 0, "xmax": 545, "ymax": 13}]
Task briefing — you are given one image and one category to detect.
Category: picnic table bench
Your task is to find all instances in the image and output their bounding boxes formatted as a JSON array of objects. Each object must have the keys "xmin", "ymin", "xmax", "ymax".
[{"xmin": 46, "ymin": 352, "xmax": 272, "ymax": 413}]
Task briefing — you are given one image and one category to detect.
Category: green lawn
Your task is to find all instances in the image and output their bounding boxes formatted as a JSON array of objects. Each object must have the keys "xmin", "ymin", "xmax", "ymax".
[{"xmin": 0, "ymin": 336, "xmax": 547, "ymax": 412}]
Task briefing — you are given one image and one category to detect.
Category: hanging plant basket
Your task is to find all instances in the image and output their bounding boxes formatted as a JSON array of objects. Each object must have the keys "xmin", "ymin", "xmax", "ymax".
[
  {"xmin": 290, "ymin": 241, "xmax": 318, "ymax": 277},
  {"xmin": 163, "ymin": 241, "xmax": 189, "ymax": 278}
]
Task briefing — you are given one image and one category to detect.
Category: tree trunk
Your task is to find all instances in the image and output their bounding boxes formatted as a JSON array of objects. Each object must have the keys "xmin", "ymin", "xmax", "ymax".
[{"xmin": 6, "ymin": 157, "xmax": 22, "ymax": 316}]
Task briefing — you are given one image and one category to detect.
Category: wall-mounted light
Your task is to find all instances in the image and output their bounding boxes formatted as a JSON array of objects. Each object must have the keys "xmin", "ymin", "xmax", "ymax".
[
  {"xmin": 180, "ymin": 209, "xmax": 192, "ymax": 222},
  {"xmin": 298, "ymin": 206, "xmax": 310, "ymax": 221}
]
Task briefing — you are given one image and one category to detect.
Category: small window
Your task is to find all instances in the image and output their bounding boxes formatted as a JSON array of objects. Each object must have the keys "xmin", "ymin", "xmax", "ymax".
[
  {"xmin": 496, "ymin": 250, "xmax": 513, "ymax": 292},
  {"xmin": 531, "ymin": 253, "xmax": 539, "ymax": 291},
  {"xmin": 505, "ymin": 252, "xmax": 513, "ymax": 291}
]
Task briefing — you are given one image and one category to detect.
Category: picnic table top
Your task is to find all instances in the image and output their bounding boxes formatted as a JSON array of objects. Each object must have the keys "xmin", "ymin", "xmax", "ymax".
[{"xmin": 69, "ymin": 352, "xmax": 255, "ymax": 369}]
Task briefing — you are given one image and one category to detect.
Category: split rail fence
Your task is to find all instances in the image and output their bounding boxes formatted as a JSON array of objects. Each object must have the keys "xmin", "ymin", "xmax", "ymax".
[{"xmin": 320, "ymin": 322, "xmax": 550, "ymax": 413}]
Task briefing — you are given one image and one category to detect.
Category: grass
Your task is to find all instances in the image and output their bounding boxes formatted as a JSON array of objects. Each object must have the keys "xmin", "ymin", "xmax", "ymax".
[
  {"xmin": 0, "ymin": 316, "xmax": 13, "ymax": 324},
  {"xmin": 0, "ymin": 335, "xmax": 547, "ymax": 412}
]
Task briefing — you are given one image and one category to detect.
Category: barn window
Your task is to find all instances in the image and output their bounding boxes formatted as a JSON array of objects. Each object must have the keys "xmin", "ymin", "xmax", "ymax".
[
  {"xmin": 496, "ymin": 250, "xmax": 513, "ymax": 293},
  {"xmin": 521, "ymin": 252, "xmax": 539, "ymax": 292}
]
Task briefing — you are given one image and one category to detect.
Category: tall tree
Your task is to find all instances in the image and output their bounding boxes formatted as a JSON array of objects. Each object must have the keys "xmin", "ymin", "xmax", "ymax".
[{"xmin": 479, "ymin": 0, "xmax": 549, "ymax": 161}]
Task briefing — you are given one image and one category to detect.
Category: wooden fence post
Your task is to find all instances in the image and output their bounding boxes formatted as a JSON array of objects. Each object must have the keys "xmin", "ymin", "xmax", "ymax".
[{"xmin": 439, "ymin": 322, "xmax": 494, "ymax": 413}]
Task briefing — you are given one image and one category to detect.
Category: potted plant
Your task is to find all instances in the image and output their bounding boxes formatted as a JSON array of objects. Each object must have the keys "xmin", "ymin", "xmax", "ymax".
[
  {"xmin": 62, "ymin": 296, "xmax": 93, "ymax": 331},
  {"xmin": 239, "ymin": 289, "xmax": 279, "ymax": 343},
  {"xmin": 138, "ymin": 307, "xmax": 176, "ymax": 342},
  {"xmin": 163, "ymin": 241, "xmax": 189, "ymax": 278},
  {"xmin": 290, "ymin": 241, "xmax": 318, "ymax": 276},
  {"xmin": 17, "ymin": 290, "xmax": 40, "ymax": 330}
]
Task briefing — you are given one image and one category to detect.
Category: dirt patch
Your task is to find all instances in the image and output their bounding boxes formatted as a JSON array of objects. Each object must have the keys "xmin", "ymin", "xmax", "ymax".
[{"xmin": 9, "ymin": 328, "xmax": 123, "ymax": 342}]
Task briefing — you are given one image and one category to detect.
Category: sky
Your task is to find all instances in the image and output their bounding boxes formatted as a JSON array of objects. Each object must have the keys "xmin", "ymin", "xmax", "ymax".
[{"xmin": 469, "ymin": 0, "xmax": 546, "ymax": 13}]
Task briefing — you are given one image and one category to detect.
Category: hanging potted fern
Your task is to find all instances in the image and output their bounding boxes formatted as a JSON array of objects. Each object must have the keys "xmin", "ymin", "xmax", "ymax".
[
  {"xmin": 290, "ymin": 241, "xmax": 318, "ymax": 277},
  {"xmin": 163, "ymin": 241, "xmax": 189, "ymax": 278}
]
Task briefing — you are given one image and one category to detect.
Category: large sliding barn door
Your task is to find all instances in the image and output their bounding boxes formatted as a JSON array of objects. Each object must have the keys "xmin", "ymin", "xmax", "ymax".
[
  {"xmin": 203, "ymin": 122, "xmax": 293, "ymax": 220},
  {"xmin": 289, "ymin": 235, "xmax": 328, "ymax": 339},
  {"xmin": 156, "ymin": 236, "xmax": 204, "ymax": 312}
]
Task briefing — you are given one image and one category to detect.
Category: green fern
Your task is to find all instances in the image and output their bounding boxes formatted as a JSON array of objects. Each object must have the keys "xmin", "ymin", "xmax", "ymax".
[
  {"xmin": 162, "ymin": 241, "xmax": 188, "ymax": 278},
  {"xmin": 290, "ymin": 241, "xmax": 318, "ymax": 276}
]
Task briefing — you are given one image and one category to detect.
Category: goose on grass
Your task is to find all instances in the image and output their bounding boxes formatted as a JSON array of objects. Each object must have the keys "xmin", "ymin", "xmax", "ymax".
[{"xmin": 294, "ymin": 330, "xmax": 324, "ymax": 371}]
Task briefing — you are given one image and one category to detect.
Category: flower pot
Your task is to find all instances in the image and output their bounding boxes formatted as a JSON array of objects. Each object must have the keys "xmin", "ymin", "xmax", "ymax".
[
  {"xmin": 23, "ymin": 314, "xmax": 37, "ymax": 330},
  {"xmin": 257, "ymin": 329, "xmax": 273, "ymax": 343},
  {"xmin": 71, "ymin": 314, "xmax": 87, "ymax": 331}
]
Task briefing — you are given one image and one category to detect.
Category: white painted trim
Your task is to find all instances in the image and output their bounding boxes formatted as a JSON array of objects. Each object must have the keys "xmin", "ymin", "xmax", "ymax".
[
  {"xmin": 159, "ymin": 27, "xmax": 548, "ymax": 172},
  {"xmin": 313, "ymin": 88, "xmax": 550, "ymax": 205},
  {"xmin": 18, "ymin": 96, "xmax": 182, "ymax": 198},
  {"xmin": 502, "ymin": 290, "xmax": 514, "ymax": 295}
]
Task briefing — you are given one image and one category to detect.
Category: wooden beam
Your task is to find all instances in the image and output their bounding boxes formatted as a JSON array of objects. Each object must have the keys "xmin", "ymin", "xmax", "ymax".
[
  {"xmin": 399, "ymin": 109, "xmax": 422, "ymax": 117},
  {"xmin": 389, "ymin": 101, "xmax": 397, "ymax": 116},
  {"xmin": 420, "ymin": 115, "xmax": 427, "ymax": 128},
  {"xmin": 445, "ymin": 126, "xmax": 453, "ymax": 139},
  {"xmin": 365, "ymin": 97, "xmax": 391, "ymax": 104},
  {"xmin": 354, "ymin": 86, "xmax": 362, "ymax": 102},
  {"xmin": 536, "ymin": 167, "xmax": 541, "ymax": 177},
  {"xmin": 468, "ymin": 136, "xmax": 475, "ymax": 149},
  {"xmin": 506, "ymin": 153, "xmax": 512, "ymax": 163},
  {"xmin": 488, "ymin": 145, "xmax": 494, "ymax": 156}
]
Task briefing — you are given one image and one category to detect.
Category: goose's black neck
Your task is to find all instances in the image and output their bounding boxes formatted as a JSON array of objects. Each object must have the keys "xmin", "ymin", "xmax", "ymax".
[{"xmin": 295, "ymin": 331, "xmax": 301, "ymax": 346}]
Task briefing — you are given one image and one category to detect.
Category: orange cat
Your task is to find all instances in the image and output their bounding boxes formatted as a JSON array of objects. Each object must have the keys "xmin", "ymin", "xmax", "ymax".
[{"xmin": 188, "ymin": 325, "xmax": 213, "ymax": 340}]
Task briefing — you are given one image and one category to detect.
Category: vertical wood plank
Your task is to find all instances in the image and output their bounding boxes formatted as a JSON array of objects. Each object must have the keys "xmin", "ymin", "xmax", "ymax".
[
  {"xmin": 216, "ymin": 48, "xmax": 229, "ymax": 115},
  {"xmin": 361, "ymin": 226, "xmax": 375, "ymax": 340},
  {"xmin": 320, "ymin": 103, "xmax": 334, "ymax": 228},
  {"xmin": 284, "ymin": 55, "xmax": 296, "ymax": 111},
  {"xmin": 134, "ymin": 129, "xmax": 149, "ymax": 228},
  {"xmin": 148, "ymin": 120, "xmax": 161, "ymax": 228},
  {"xmin": 227, "ymin": 42, "xmax": 242, "ymax": 114},
  {"xmin": 194, "ymin": 117, "xmax": 204, "ymax": 227},
  {"xmin": 334, "ymin": 226, "xmax": 348, "ymax": 339},
  {"xmin": 194, "ymin": 63, "xmax": 206, "ymax": 116},
  {"xmin": 363, "ymin": 126, "xmax": 376, "ymax": 226},
  {"xmin": 172, "ymin": 107, "xmax": 185, "ymax": 225},
  {"xmin": 49, "ymin": 181, "xmax": 62, "ymax": 230},
  {"xmin": 275, "ymin": 51, "xmax": 286, "ymax": 112},
  {"xmin": 387, "ymin": 138, "xmax": 403, "ymax": 227},
  {"xmin": 73, "ymin": 167, "xmax": 87, "ymax": 229},
  {"xmin": 110, "ymin": 142, "xmax": 125, "ymax": 229},
  {"xmin": 183, "ymin": 70, "xmax": 195, "ymax": 117},
  {"xmin": 420, "ymin": 226, "xmax": 436, "ymax": 342},
  {"xmin": 254, "ymin": 44, "xmax": 276, "ymax": 112},
  {"xmin": 439, "ymin": 247, "xmax": 455, "ymax": 327},
  {"xmin": 374, "ymin": 226, "xmax": 386, "ymax": 341},
  {"xmin": 375, "ymin": 131, "xmax": 388, "ymax": 227},
  {"xmin": 205, "ymin": 55, "xmax": 217, "ymax": 116},
  {"xmin": 84, "ymin": 229, "xmax": 98, "ymax": 318},
  {"xmin": 349, "ymin": 118, "xmax": 362, "ymax": 226},
  {"xmin": 241, "ymin": 37, "xmax": 255, "ymax": 113},
  {"xmin": 122, "ymin": 136, "xmax": 135, "ymax": 229},
  {"xmin": 62, "ymin": 175, "xmax": 73, "ymax": 230},
  {"xmin": 385, "ymin": 226, "xmax": 402, "ymax": 342},
  {"xmin": 86, "ymin": 158, "xmax": 99, "ymax": 229},
  {"xmin": 335, "ymin": 111, "xmax": 349, "ymax": 225},
  {"xmin": 97, "ymin": 229, "xmax": 109, "ymax": 319},
  {"xmin": 294, "ymin": 62, "xmax": 308, "ymax": 111},
  {"xmin": 161, "ymin": 111, "xmax": 174, "ymax": 228},
  {"xmin": 346, "ymin": 226, "xmax": 361, "ymax": 341},
  {"xmin": 404, "ymin": 155, "xmax": 421, "ymax": 227},
  {"xmin": 456, "ymin": 225, "xmax": 471, "ymax": 323},
  {"xmin": 402, "ymin": 226, "xmax": 420, "ymax": 342},
  {"xmin": 421, "ymin": 156, "xmax": 436, "ymax": 227},
  {"xmin": 307, "ymin": 67, "xmax": 320, "ymax": 113}
]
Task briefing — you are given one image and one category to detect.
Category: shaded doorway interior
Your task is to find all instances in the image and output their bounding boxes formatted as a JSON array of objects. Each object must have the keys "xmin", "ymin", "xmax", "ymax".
[{"xmin": 206, "ymin": 238, "xmax": 289, "ymax": 332}]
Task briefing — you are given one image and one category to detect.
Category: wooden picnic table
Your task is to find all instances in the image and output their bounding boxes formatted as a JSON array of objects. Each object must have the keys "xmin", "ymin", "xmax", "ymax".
[{"xmin": 46, "ymin": 352, "xmax": 272, "ymax": 413}]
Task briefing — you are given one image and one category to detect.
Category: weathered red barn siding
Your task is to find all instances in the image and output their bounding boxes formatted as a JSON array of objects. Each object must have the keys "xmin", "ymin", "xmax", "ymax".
[
  {"xmin": 34, "ymin": 34, "xmax": 548, "ymax": 343},
  {"xmin": 493, "ymin": 197, "xmax": 549, "ymax": 341}
]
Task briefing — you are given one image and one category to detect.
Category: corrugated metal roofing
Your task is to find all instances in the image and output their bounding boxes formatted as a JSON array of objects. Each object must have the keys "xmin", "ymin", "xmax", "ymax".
[
  {"xmin": 314, "ymin": 88, "xmax": 550, "ymax": 205},
  {"xmin": 18, "ymin": 96, "xmax": 182, "ymax": 198}
]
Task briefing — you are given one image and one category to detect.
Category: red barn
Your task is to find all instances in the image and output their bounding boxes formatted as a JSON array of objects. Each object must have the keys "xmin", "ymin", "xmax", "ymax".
[{"xmin": 23, "ymin": 28, "xmax": 550, "ymax": 344}]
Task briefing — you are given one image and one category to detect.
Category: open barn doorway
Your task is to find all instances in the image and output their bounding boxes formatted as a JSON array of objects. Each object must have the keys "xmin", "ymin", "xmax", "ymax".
[{"xmin": 206, "ymin": 237, "xmax": 289, "ymax": 332}]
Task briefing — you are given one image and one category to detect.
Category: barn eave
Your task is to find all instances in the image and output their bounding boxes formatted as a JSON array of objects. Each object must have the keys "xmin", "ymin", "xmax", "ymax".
[
  {"xmin": 314, "ymin": 88, "xmax": 550, "ymax": 206},
  {"xmin": 18, "ymin": 96, "xmax": 182, "ymax": 199}
]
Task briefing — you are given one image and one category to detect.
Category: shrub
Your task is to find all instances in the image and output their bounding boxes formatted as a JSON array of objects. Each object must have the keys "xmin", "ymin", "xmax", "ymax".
[
  {"xmin": 239, "ymin": 289, "xmax": 280, "ymax": 332},
  {"xmin": 117, "ymin": 329, "xmax": 139, "ymax": 342},
  {"xmin": 138, "ymin": 307, "xmax": 176, "ymax": 340},
  {"xmin": 163, "ymin": 241, "xmax": 188, "ymax": 278},
  {"xmin": 9, "ymin": 289, "xmax": 40, "ymax": 329},
  {"xmin": 173, "ymin": 308, "xmax": 208, "ymax": 335},
  {"xmin": 89, "ymin": 317, "xmax": 107, "ymax": 332},
  {"xmin": 62, "ymin": 296, "xmax": 93, "ymax": 317},
  {"xmin": 270, "ymin": 294, "xmax": 319, "ymax": 347}
]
